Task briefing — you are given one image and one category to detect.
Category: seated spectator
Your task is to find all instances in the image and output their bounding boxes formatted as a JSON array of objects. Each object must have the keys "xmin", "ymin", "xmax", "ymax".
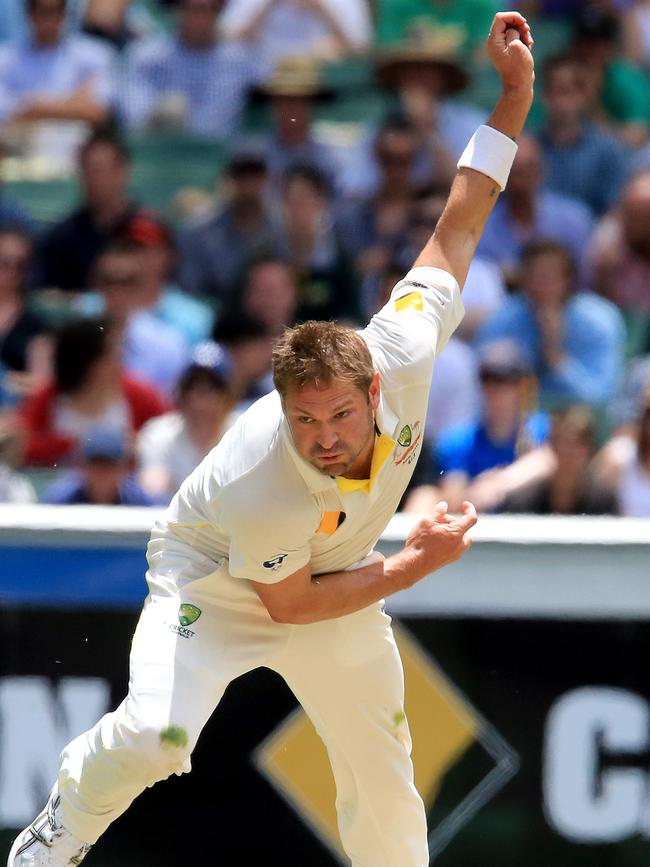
[
  {"xmin": 501, "ymin": 406, "xmax": 618, "ymax": 515},
  {"xmin": 339, "ymin": 27, "xmax": 485, "ymax": 198},
  {"xmin": 476, "ymin": 134, "xmax": 594, "ymax": 277},
  {"xmin": 121, "ymin": 0, "xmax": 259, "ymax": 138},
  {"xmin": 19, "ymin": 317, "xmax": 166, "ymax": 467},
  {"xmin": 611, "ymin": 355, "xmax": 650, "ymax": 434},
  {"xmin": 571, "ymin": 9, "xmax": 649, "ymax": 149},
  {"xmin": 277, "ymin": 163, "xmax": 360, "ymax": 323},
  {"xmin": 588, "ymin": 171, "xmax": 650, "ymax": 316},
  {"xmin": 593, "ymin": 386, "xmax": 650, "ymax": 518},
  {"xmin": 243, "ymin": 56, "xmax": 339, "ymax": 189},
  {"xmin": 122, "ymin": 214, "xmax": 214, "ymax": 347},
  {"xmin": 337, "ymin": 115, "xmax": 418, "ymax": 275},
  {"xmin": 178, "ymin": 147, "xmax": 279, "ymax": 303},
  {"xmin": 137, "ymin": 348, "xmax": 237, "ymax": 502},
  {"xmin": 478, "ymin": 240, "xmax": 625, "ymax": 409},
  {"xmin": 431, "ymin": 340, "xmax": 549, "ymax": 514},
  {"xmin": 220, "ymin": 0, "xmax": 371, "ymax": 68},
  {"xmin": 38, "ymin": 129, "xmax": 148, "ymax": 292},
  {"xmin": 0, "ymin": 414, "xmax": 36, "ymax": 502},
  {"xmin": 43, "ymin": 426, "xmax": 155, "ymax": 505},
  {"xmin": 537, "ymin": 53, "xmax": 628, "ymax": 218},
  {"xmin": 211, "ymin": 313, "xmax": 274, "ymax": 409},
  {"xmin": 237, "ymin": 255, "xmax": 297, "ymax": 337},
  {"xmin": 85, "ymin": 240, "xmax": 190, "ymax": 395},
  {"xmin": 0, "ymin": 228, "xmax": 49, "ymax": 405},
  {"xmin": 0, "ymin": 144, "xmax": 37, "ymax": 235},
  {"xmin": 0, "ymin": 0, "xmax": 115, "ymax": 167}
]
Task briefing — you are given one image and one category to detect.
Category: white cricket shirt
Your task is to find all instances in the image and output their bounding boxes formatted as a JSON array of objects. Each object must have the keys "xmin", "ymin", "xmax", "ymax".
[{"xmin": 153, "ymin": 266, "xmax": 464, "ymax": 585}]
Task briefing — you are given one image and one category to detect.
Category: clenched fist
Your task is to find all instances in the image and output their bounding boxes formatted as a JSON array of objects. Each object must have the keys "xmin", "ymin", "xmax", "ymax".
[{"xmin": 487, "ymin": 11, "xmax": 535, "ymax": 93}]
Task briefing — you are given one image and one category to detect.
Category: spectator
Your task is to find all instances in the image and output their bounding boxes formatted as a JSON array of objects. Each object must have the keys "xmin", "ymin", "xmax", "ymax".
[
  {"xmin": 622, "ymin": 0, "xmax": 650, "ymax": 69},
  {"xmin": 43, "ymin": 426, "xmax": 155, "ymax": 505},
  {"xmin": 121, "ymin": 0, "xmax": 259, "ymax": 138},
  {"xmin": 430, "ymin": 340, "xmax": 549, "ymax": 514},
  {"xmin": 0, "ymin": 228, "xmax": 49, "ymax": 405},
  {"xmin": 212, "ymin": 312, "xmax": 274, "ymax": 408},
  {"xmin": 571, "ymin": 9, "xmax": 649, "ymax": 149},
  {"xmin": 477, "ymin": 134, "xmax": 594, "ymax": 277},
  {"xmin": 588, "ymin": 171, "xmax": 650, "ymax": 316},
  {"xmin": 538, "ymin": 53, "xmax": 628, "ymax": 217},
  {"xmin": 0, "ymin": 0, "xmax": 115, "ymax": 167},
  {"xmin": 277, "ymin": 163, "xmax": 360, "ymax": 323},
  {"xmin": 478, "ymin": 240, "xmax": 625, "ymax": 409},
  {"xmin": 220, "ymin": 0, "xmax": 371, "ymax": 68},
  {"xmin": 38, "ymin": 129, "xmax": 147, "ymax": 292},
  {"xmin": 122, "ymin": 214, "xmax": 214, "ymax": 347},
  {"xmin": 137, "ymin": 348, "xmax": 237, "ymax": 502},
  {"xmin": 244, "ymin": 56, "xmax": 339, "ymax": 188},
  {"xmin": 19, "ymin": 317, "xmax": 166, "ymax": 467},
  {"xmin": 339, "ymin": 27, "xmax": 485, "ymax": 198},
  {"xmin": 611, "ymin": 355, "xmax": 650, "ymax": 433},
  {"xmin": 594, "ymin": 386, "xmax": 650, "ymax": 517},
  {"xmin": 0, "ymin": 415, "xmax": 36, "ymax": 502},
  {"xmin": 337, "ymin": 115, "xmax": 418, "ymax": 276},
  {"xmin": 502, "ymin": 406, "xmax": 618, "ymax": 515},
  {"xmin": 178, "ymin": 147, "xmax": 279, "ymax": 303},
  {"xmin": 86, "ymin": 240, "xmax": 190, "ymax": 395},
  {"xmin": 238, "ymin": 255, "xmax": 297, "ymax": 337},
  {"xmin": 0, "ymin": 143, "xmax": 37, "ymax": 235}
]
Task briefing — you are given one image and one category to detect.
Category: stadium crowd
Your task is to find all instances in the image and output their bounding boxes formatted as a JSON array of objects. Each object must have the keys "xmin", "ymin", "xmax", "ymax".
[{"xmin": 0, "ymin": 0, "xmax": 649, "ymax": 516}]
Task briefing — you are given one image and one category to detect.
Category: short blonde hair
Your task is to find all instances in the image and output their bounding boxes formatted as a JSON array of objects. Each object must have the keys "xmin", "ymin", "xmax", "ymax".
[{"xmin": 272, "ymin": 320, "xmax": 374, "ymax": 398}]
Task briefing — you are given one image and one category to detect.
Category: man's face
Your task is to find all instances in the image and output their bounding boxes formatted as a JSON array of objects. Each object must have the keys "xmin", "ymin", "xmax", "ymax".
[
  {"xmin": 83, "ymin": 457, "xmax": 127, "ymax": 505},
  {"xmin": 376, "ymin": 130, "xmax": 417, "ymax": 186},
  {"xmin": 506, "ymin": 136, "xmax": 542, "ymax": 198},
  {"xmin": 521, "ymin": 252, "xmax": 572, "ymax": 308},
  {"xmin": 179, "ymin": 0, "xmax": 219, "ymax": 48},
  {"xmin": 284, "ymin": 375, "xmax": 380, "ymax": 478},
  {"xmin": 29, "ymin": 0, "xmax": 65, "ymax": 46},
  {"xmin": 544, "ymin": 65, "xmax": 586, "ymax": 122},
  {"xmin": 0, "ymin": 234, "xmax": 30, "ymax": 295},
  {"xmin": 81, "ymin": 144, "xmax": 129, "ymax": 209},
  {"xmin": 621, "ymin": 176, "xmax": 650, "ymax": 255},
  {"xmin": 94, "ymin": 252, "xmax": 145, "ymax": 319},
  {"xmin": 244, "ymin": 262, "xmax": 296, "ymax": 332}
]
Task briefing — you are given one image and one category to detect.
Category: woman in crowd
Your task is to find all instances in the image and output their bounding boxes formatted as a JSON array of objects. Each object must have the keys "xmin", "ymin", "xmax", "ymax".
[{"xmin": 19, "ymin": 317, "xmax": 166, "ymax": 466}]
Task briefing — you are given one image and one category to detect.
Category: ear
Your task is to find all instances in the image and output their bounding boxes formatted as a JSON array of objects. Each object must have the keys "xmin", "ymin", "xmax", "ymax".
[{"xmin": 368, "ymin": 371, "xmax": 381, "ymax": 410}]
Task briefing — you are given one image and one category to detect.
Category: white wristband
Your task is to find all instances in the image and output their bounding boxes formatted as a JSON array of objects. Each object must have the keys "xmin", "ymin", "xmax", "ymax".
[{"xmin": 456, "ymin": 124, "xmax": 518, "ymax": 191}]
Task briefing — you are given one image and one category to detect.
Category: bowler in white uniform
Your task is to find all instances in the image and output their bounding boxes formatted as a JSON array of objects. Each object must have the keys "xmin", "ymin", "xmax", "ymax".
[{"xmin": 8, "ymin": 12, "xmax": 535, "ymax": 867}]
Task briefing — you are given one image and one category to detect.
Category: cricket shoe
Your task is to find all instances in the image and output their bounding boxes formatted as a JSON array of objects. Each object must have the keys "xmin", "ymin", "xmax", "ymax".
[{"xmin": 7, "ymin": 790, "xmax": 92, "ymax": 866}]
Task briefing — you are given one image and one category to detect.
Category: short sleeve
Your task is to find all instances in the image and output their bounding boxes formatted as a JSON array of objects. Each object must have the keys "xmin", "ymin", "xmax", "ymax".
[
  {"xmin": 361, "ymin": 266, "xmax": 465, "ymax": 386},
  {"xmin": 223, "ymin": 494, "xmax": 314, "ymax": 584}
]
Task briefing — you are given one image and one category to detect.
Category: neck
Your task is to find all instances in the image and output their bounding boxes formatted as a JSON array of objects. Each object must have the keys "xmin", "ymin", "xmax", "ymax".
[
  {"xmin": 548, "ymin": 115, "xmax": 582, "ymax": 144},
  {"xmin": 486, "ymin": 411, "xmax": 520, "ymax": 443},
  {"xmin": 88, "ymin": 194, "xmax": 129, "ymax": 227},
  {"xmin": 508, "ymin": 192, "xmax": 534, "ymax": 224},
  {"xmin": 231, "ymin": 199, "xmax": 264, "ymax": 229}
]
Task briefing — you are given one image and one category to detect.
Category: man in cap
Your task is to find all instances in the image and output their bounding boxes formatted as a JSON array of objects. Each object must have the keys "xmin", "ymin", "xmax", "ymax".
[
  {"xmin": 9, "ymin": 12, "xmax": 534, "ymax": 867},
  {"xmin": 42, "ymin": 427, "xmax": 155, "ymax": 506}
]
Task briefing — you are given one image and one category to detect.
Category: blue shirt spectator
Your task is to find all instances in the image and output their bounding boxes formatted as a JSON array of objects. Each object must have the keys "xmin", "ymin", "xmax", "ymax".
[
  {"xmin": 537, "ymin": 54, "xmax": 628, "ymax": 217},
  {"xmin": 437, "ymin": 413, "xmax": 549, "ymax": 479},
  {"xmin": 121, "ymin": 0, "xmax": 259, "ymax": 138},
  {"xmin": 44, "ymin": 469, "xmax": 156, "ymax": 505},
  {"xmin": 0, "ymin": 2, "xmax": 115, "ymax": 126},
  {"xmin": 476, "ymin": 134, "xmax": 594, "ymax": 275},
  {"xmin": 477, "ymin": 240, "xmax": 625, "ymax": 408}
]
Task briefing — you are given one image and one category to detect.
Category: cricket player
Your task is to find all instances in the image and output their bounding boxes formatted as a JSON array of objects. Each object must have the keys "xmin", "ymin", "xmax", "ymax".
[{"xmin": 8, "ymin": 12, "xmax": 534, "ymax": 867}]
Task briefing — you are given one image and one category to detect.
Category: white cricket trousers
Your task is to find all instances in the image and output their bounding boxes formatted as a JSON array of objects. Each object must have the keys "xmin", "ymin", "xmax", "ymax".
[{"xmin": 56, "ymin": 542, "xmax": 429, "ymax": 867}]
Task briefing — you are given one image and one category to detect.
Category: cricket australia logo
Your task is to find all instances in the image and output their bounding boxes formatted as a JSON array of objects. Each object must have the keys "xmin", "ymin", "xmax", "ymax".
[
  {"xmin": 394, "ymin": 421, "xmax": 422, "ymax": 466},
  {"xmin": 169, "ymin": 603, "xmax": 202, "ymax": 639},
  {"xmin": 263, "ymin": 554, "xmax": 288, "ymax": 571}
]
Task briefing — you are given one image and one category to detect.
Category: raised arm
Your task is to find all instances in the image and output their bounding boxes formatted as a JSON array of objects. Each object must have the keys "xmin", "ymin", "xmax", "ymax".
[{"xmin": 415, "ymin": 11, "xmax": 535, "ymax": 287}]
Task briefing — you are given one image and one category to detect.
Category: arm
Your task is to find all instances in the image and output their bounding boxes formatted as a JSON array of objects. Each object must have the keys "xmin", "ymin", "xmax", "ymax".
[
  {"xmin": 414, "ymin": 11, "xmax": 535, "ymax": 288},
  {"xmin": 253, "ymin": 502, "xmax": 477, "ymax": 624},
  {"xmin": 10, "ymin": 85, "xmax": 109, "ymax": 125}
]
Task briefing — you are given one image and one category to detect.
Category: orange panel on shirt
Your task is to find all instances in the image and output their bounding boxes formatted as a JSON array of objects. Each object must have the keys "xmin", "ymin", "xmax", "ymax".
[{"xmin": 316, "ymin": 511, "xmax": 342, "ymax": 535}]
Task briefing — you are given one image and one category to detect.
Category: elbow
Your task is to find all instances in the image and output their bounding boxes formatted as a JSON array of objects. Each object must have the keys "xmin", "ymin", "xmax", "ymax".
[{"xmin": 266, "ymin": 600, "xmax": 313, "ymax": 625}]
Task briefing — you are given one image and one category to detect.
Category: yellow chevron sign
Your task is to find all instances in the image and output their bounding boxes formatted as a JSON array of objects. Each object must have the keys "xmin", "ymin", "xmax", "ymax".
[{"xmin": 255, "ymin": 625, "xmax": 517, "ymax": 861}]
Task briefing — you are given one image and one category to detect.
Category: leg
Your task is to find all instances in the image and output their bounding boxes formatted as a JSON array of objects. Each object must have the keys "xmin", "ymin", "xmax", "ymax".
[
  {"xmin": 57, "ymin": 591, "xmax": 230, "ymax": 844},
  {"xmin": 273, "ymin": 603, "xmax": 429, "ymax": 867}
]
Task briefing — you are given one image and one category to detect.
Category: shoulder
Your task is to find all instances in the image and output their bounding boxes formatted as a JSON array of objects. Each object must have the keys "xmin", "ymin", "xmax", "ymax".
[
  {"xmin": 121, "ymin": 375, "xmax": 167, "ymax": 413},
  {"xmin": 540, "ymin": 190, "xmax": 593, "ymax": 227},
  {"xmin": 126, "ymin": 35, "xmax": 173, "ymax": 66},
  {"xmin": 569, "ymin": 291, "xmax": 625, "ymax": 332},
  {"xmin": 437, "ymin": 421, "xmax": 478, "ymax": 454},
  {"xmin": 65, "ymin": 34, "xmax": 115, "ymax": 64}
]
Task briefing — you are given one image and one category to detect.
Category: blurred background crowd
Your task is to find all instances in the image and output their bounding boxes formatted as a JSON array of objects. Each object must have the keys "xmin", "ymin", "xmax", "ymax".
[{"xmin": 0, "ymin": 0, "xmax": 649, "ymax": 516}]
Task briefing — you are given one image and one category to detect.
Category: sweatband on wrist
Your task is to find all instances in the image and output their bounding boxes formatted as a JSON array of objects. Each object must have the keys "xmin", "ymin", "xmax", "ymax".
[{"xmin": 456, "ymin": 124, "xmax": 518, "ymax": 191}]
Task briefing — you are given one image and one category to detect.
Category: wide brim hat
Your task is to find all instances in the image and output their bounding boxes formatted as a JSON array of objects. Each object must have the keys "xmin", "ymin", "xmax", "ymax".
[
  {"xmin": 376, "ymin": 24, "xmax": 468, "ymax": 96},
  {"xmin": 251, "ymin": 56, "xmax": 336, "ymax": 102}
]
